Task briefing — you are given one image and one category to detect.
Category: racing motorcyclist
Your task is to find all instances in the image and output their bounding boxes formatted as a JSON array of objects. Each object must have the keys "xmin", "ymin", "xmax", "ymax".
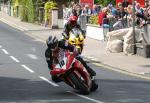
[
  {"xmin": 62, "ymin": 15, "xmax": 86, "ymax": 39},
  {"xmin": 45, "ymin": 36, "xmax": 98, "ymax": 91}
]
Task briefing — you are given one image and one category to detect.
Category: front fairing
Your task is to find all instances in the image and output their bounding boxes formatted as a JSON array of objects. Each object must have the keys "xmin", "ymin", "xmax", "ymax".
[
  {"xmin": 68, "ymin": 28, "xmax": 84, "ymax": 45},
  {"xmin": 50, "ymin": 51, "xmax": 75, "ymax": 75}
]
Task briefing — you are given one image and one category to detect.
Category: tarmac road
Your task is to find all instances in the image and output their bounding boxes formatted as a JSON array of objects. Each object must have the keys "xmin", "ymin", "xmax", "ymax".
[{"xmin": 0, "ymin": 21, "xmax": 150, "ymax": 103}]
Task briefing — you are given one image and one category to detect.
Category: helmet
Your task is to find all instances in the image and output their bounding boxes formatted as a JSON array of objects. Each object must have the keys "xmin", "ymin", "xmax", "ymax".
[
  {"xmin": 69, "ymin": 16, "xmax": 78, "ymax": 26},
  {"xmin": 46, "ymin": 36, "xmax": 58, "ymax": 49}
]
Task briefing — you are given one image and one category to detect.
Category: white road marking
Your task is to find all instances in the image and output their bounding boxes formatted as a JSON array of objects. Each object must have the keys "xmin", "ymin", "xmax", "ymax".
[
  {"xmin": 139, "ymin": 72, "xmax": 145, "ymax": 75},
  {"xmin": 10, "ymin": 56, "xmax": 20, "ymax": 62},
  {"xmin": 46, "ymin": 99, "xmax": 78, "ymax": 102},
  {"xmin": 67, "ymin": 91, "xmax": 104, "ymax": 103},
  {"xmin": 21, "ymin": 65, "xmax": 34, "ymax": 73},
  {"xmin": 39, "ymin": 76, "xmax": 59, "ymax": 87},
  {"xmin": 0, "ymin": 45, "xmax": 2, "ymax": 48},
  {"xmin": 84, "ymin": 56, "xmax": 98, "ymax": 61},
  {"xmin": 32, "ymin": 39, "xmax": 44, "ymax": 42},
  {"xmin": 27, "ymin": 54, "xmax": 38, "ymax": 60},
  {"xmin": 2, "ymin": 49, "xmax": 9, "ymax": 54}
]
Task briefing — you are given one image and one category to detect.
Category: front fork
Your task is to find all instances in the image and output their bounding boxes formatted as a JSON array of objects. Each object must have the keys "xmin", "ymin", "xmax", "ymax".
[{"xmin": 76, "ymin": 45, "xmax": 83, "ymax": 54}]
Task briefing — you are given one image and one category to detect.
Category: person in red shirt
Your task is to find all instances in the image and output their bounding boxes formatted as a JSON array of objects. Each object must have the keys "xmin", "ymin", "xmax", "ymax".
[{"xmin": 98, "ymin": 7, "xmax": 109, "ymax": 26}]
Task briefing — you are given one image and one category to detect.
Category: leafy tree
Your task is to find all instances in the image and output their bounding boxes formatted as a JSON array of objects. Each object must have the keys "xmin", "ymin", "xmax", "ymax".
[
  {"xmin": 18, "ymin": 0, "xmax": 35, "ymax": 23},
  {"xmin": 19, "ymin": 0, "xmax": 28, "ymax": 21},
  {"xmin": 26, "ymin": 0, "xmax": 35, "ymax": 23},
  {"xmin": 95, "ymin": 0, "xmax": 115, "ymax": 6},
  {"xmin": 44, "ymin": 1, "xmax": 57, "ymax": 22}
]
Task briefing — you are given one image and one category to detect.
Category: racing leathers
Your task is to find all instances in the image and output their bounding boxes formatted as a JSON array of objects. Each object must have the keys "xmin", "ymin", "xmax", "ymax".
[
  {"xmin": 63, "ymin": 21, "xmax": 86, "ymax": 39},
  {"xmin": 45, "ymin": 40, "xmax": 96, "ymax": 82}
]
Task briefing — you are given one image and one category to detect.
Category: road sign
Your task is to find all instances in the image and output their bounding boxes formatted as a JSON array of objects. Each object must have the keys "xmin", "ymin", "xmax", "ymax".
[{"xmin": 79, "ymin": 0, "xmax": 94, "ymax": 8}]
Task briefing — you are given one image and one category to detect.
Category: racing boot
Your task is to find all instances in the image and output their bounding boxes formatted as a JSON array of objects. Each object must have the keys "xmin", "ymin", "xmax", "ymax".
[
  {"xmin": 86, "ymin": 66, "xmax": 96, "ymax": 77},
  {"xmin": 76, "ymin": 56, "xmax": 96, "ymax": 77}
]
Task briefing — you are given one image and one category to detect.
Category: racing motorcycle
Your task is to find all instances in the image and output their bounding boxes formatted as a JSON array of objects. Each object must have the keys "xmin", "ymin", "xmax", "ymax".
[
  {"xmin": 63, "ymin": 28, "xmax": 85, "ymax": 54},
  {"xmin": 50, "ymin": 48, "xmax": 92, "ymax": 94}
]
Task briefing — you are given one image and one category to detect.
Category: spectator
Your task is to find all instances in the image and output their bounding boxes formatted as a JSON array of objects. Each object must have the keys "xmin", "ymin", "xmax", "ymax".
[
  {"xmin": 108, "ymin": 3, "xmax": 118, "ymax": 18},
  {"xmin": 75, "ymin": 4, "xmax": 82, "ymax": 25},
  {"xmin": 113, "ymin": 2, "xmax": 127, "ymax": 29},
  {"xmin": 66, "ymin": 2, "xmax": 77, "ymax": 20},
  {"xmin": 144, "ymin": 0, "xmax": 150, "ymax": 21},
  {"xmin": 62, "ymin": 4, "xmax": 68, "ymax": 26},
  {"xmin": 126, "ymin": 5, "xmax": 133, "ymax": 27},
  {"xmin": 135, "ymin": 3, "xmax": 144, "ymax": 15},
  {"xmin": 97, "ymin": 5, "xmax": 101, "ymax": 13},
  {"xmin": 98, "ymin": 7, "xmax": 109, "ymax": 26},
  {"xmin": 98, "ymin": 7, "xmax": 110, "ymax": 40},
  {"xmin": 117, "ymin": 2, "xmax": 127, "ymax": 19},
  {"xmin": 135, "ymin": 0, "xmax": 150, "ymax": 27},
  {"xmin": 82, "ymin": 5, "xmax": 92, "ymax": 15},
  {"xmin": 75, "ymin": 3, "xmax": 82, "ymax": 17},
  {"xmin": 135, "ymin": 2, "xmax": 145, "ymax": 26},
  {"xmin": 81, "ymin": 5, "xmax": 92, "ymax": 23},
  {"xmin": 91, "ymin": 4, "xmax": 99, "ymax": 15},
  {"xmin": 106, "ymin": 4, "xmax": 118, "ymax": 31}
]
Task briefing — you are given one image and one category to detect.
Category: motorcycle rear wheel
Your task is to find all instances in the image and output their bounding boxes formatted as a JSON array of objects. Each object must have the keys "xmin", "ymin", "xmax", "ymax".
[{"xmin": 69, "ymin": 73, "xmax": 90, "ymax": 95}]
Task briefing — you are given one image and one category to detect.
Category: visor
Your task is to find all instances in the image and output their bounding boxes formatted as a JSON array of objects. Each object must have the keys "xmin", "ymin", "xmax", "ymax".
[{"xmin": 50, "ymin": 42, "xmax": 58, "ymax": 50}]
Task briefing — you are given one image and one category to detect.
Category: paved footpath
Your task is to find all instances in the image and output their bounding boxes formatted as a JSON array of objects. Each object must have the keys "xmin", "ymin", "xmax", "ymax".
[{"xmin": 1, "ymin": 12, "xmax": 150, "ymax": 79}]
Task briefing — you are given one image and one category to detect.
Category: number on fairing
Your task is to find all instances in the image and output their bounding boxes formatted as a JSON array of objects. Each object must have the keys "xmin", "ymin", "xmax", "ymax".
[
  {"xmin": 55, "ymin": 51, "xmax": 67, "ymax": 69},
  {"xmin": 59, "ymin": 60, "xmax": 65, "ymax": 67}
]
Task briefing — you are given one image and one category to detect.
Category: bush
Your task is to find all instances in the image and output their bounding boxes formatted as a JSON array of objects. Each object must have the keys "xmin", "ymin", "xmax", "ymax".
[
  {"xmin": 15, "ymin": 0, "xmax": 35, "ymax": 23},
  {"xmin": 89, "ymin": 15, "xmax": 99, "ymax": 25},
  {"xmin": 19, "ymin": 4, "xmax": 28, "ymax": 22},
  {"xmin": 44, "ymin": 1, "xmax": 57, "ymax": 21},
  {"xmin": 95, "ymin": 0, "xmax": 115, "ymax": 6},
  {"xmin": 26, "ymin": 0, "xmax": 35, "ymax": 23}
]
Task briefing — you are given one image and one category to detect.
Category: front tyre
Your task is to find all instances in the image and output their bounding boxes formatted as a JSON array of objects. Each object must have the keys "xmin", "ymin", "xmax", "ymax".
[
  {"xmin": 91, "ymin": 80, "xmax": 98, "ymax": 92},
  {"xmin": 77, "ymin": 45, "xmax": 83, "ymax": 54},
  {"xmin": 77, "ymin": 48, "xmax": 82, "ymax": 54},
  {"xmin": 69, "ymin": 73, "xmax": 90, "ymax": 95}
]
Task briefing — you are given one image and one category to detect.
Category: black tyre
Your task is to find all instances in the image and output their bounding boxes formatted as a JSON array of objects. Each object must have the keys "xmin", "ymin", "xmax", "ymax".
[
  {"xmin": 80, "ymin": 44, "xmax": 83, "ymax": 52},
  {"xmin": 69, "ymin": 72, "xmax": 90, "ymax": 94},
  {"xmin": 77, "ymin": 45, "xmax": 83, "ymax": 54},
  {"xmin": 91, "ymin": 80, "xmax": 98, "ymax": 92},
  {"xmin": 77, "ymin": 48, "xmax": 82, "ymax": 54}
]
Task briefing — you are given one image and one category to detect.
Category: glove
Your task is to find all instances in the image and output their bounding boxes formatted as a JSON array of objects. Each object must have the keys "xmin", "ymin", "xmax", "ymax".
[
  {"xmin": 82, "ymin": 30, "xmax": 86, "ymax": 38},
  {"xmin": 62, "ymin": 32, "xmax": 69, "ymax": 40},
  {"xmin": 83, "ymin": 33, "xmax": 86, "ymax": 38}
]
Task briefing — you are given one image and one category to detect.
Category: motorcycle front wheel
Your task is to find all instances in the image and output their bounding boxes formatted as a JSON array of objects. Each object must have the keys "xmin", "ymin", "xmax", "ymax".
[{"xmin": 69, "ymin": 72, "xmax": 90, "ymax": 95}]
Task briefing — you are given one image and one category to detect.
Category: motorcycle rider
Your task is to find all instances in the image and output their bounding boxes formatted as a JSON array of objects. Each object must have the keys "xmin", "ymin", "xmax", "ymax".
[
  {"xmin": 62, "ymin": 15, "xmax": 86, "ymax": 39},
  {"xmin": 45, "ymin": 36, "xmax": 98, "ymax": 91}
]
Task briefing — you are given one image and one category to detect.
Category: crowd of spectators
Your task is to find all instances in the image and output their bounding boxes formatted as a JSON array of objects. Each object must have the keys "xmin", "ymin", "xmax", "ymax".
[
  {"xmin": 62, "ymin": 1, "xmax": 150, "ymax": 54},
  {"xmin": 62, "ymin": 1, "xmax": 150, "ymax": 31},
  {"xmin": 62, "ymin": 2, "xmax": 101, "ymax": 27}
]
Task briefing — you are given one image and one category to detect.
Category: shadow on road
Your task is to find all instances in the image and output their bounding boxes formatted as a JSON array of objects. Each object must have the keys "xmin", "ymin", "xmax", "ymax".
[
  {"xmin": 94, "ymin": 79, "xmax": 150, "ymax": 103},
  {"xmin": 0, "ymin": 76, "xmax": 78, "ymax": 102},
  {"xmin": 139, "ymin": 65, "xmax": 150, "ymax": 68},
  {"xmin": 1, "ymin": 76, "xmax": 150, "ymax": 103}
]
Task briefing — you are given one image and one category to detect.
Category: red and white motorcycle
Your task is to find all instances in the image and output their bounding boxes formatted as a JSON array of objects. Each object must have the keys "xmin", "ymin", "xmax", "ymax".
[{"xmin": 50, "ymin": 48, "xmax": 92, "ymax": 94}]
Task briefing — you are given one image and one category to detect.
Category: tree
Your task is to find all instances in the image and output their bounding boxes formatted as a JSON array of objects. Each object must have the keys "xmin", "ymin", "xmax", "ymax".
[
  {"xmin": 95, "ymin": 0, "xmax": 115, "ymax": 6},
  {"xmin": 18, "ymin": 0, "xmax": 35, "ymax": 23}
]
